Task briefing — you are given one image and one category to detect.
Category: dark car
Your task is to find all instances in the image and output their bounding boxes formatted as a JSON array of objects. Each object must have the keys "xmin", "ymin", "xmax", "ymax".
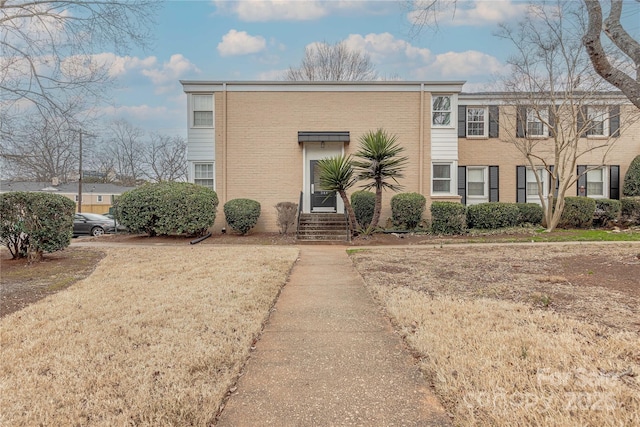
[{"xmin": 73, "ymin": 213, "xmax": 126, "ymax": 237}]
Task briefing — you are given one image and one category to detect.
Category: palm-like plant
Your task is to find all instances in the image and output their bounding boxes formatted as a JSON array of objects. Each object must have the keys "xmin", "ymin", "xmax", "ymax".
[
  {"xmin": 317, "ymin": 155, "xmax": 359, "ymax": 233},
  {"xmin": 353, "ymin": 129, "xmax": 408, "ymax": 229}
]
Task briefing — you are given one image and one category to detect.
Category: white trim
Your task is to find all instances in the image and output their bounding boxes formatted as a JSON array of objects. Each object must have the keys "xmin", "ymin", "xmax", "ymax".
[
  {"xmin": 585, "ymin": 166, "xmax": 608, "ymax": 198},
  {"xmin": 466, "ymin": 166, "xmax": 489, "ymax": 204},
  {"xmin": 466, "ymin": 106, "xmax": 488, "ymax": 138},
  {"xmin": 526, "ymin": 167, "xmax": 548, "ymax": 205},
  {"xmin": 192, "ymin": 161, "xmax": 215, "ymax": 190},
  {"xmin": 431, "ymin": 161, "xmax": 457, "ymax": 196},
  {"xmin": 182, "ymin": 81, "xmax": 465, "ymax": 94}
]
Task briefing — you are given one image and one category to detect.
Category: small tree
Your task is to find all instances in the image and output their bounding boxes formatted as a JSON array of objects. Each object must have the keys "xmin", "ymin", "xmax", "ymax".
[
  {"xmin": 224, "ymin": 199, "xmax": 261, "ymax": 235},
  {"xmin": 275, "ymin": 202, "xmax": 298, "ymax": 234},
  {"xmin": 623, "ymin": 155, "xmax": 640, "ymax": 197},
  {"xmin": 353, "ymin": 129, "xmax": 408, "ymax": 229},
  {"xmin": 285, "ymin": 40, "xmax": 377, "ymax": 81},
  {"xmin": 317, "ymin": 155, "xmax": 359, "ymax": 234}
]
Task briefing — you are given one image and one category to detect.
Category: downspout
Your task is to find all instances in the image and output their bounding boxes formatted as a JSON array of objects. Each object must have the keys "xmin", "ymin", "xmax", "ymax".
[
  {"xmin": 223, "ymin": 82, "xmax": 228, "ymax": 204},
  {"xmin": 419, "ymin": 83, "xmax": 425, "ymax": 195}
]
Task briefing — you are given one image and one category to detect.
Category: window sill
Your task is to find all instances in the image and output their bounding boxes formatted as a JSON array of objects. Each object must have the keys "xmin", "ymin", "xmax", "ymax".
[
  {"xmin": 586, "ymin": 135, "xmax": 608, "ymax": 140},
  {"xmin": 465, "ymin": 136, "xmax": 489, "ymax": 140},
  {"xmin": 431, "ymin": 194, "xmax": 461, "ymax": 199}
]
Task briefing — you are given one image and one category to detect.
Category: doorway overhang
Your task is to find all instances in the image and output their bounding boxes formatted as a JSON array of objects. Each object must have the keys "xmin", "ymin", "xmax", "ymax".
[{"xmin": 298, "ymin": 131, "xmax": 350, "ymax": 144}]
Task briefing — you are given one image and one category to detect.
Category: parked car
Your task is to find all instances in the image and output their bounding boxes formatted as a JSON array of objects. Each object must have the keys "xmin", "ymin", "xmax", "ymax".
[{"xmin": 73, "ymin": 213, "xmax": 126, "ymax": 237}]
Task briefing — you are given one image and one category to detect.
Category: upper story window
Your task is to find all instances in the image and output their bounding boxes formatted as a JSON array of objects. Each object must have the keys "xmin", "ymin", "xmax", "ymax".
[
  {"xmin": 193, "ymin": 95, "xmax": 213, "ymax": 127},
  {"xmin": 467, "ymin": 107, "xmax": 487, "ymax": 137},
  {"xmin": 526, "ymin": 108, "xmax": 548, "ymax": 137},
  {"xmin": 194, "ymin": 163, "xmax": 214, "ymax": 189},
  {"xmin": 432, "ymin": 95, "xmax": 452, "ymax": 126},
  {"xmin": 586, "ymin": 106, "xmax": 609, "ymax": 137}
]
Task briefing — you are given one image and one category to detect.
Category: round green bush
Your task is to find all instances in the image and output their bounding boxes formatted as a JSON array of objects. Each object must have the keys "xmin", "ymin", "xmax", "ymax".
[
  {"xmin": 430, "ymin": 201, "xmax": 466, "ymax": 235},
  {"xmin": 593, "ymin": 199, "xmax": 621, "ymax": 227},
  {"xmin": 224, "ymin": 198, "xmax": 261, "ymax": 235},
  {"xmin": 391, "ymin": 192, "xmax": 426, "ymax": 230},
  {"xmin": 621, "ymin": 197, "xmax": 640, "ymax": 225},
  {"xmin": 351, "ymin": 191, "xmax": 375, "ymax": 228},
  {"xmin": 0, "ymin": 192, "xmax": 75, "ymax": 260},
  {"xmin": 516, "ymin": 203, "xmax": 544, "ymax": 226},
  {"xmin": 559, "ymin": 197, "xmax": 596, "ymax": 229},
  {"xmin": 466, "ymin": 202, "xmax": 519, "ymax": 229},
  {"xmin": 118, "ymin": 182, "xmax": 218, "ymax": 236},
  {"xmin": 622, "ymin": 155, "xmax": 640, "ymax": 197}
]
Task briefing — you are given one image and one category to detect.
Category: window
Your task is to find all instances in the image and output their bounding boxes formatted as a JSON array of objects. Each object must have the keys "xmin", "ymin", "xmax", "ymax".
[
  {"xmin": 194, "ymin": 163, "xmax": 214, "ymax": 189},
  {"xmin": 526, "ymin": 167, "xmax": 547, "ymax": 203},
  {"xmin": 467, "ymin": 167, "xmax": 486, "ymax": 197},
  {"xmin": 526, "ymin": 108, "xmax": 548, "ymax": 137},
  {"xmin": 586, "ymin": 168, "xmax": 604, "ymax": 197},
  {"xmin": 74, "ymin": 195, "xmax": 82, "ymax": 202},
  {"xmin": 97, "ymin": 195, "xmax": 103, "ymax": 202},
  {"xmin": 432, "ymin": 163, "xmax": 452, "ymax": 193},
  {"xmin": 193, "ymin": 95, "xmax": 213, "ymax": 127},
  {"xmin": 432, "ymin": 95, "xmax": 452, "ymax": 126},
  {"xmin": 466, "ymin": 107, "xmax": 487, "ymax": 137},
  {"xmin": 586, "ymin": 107, "xmax": 608, "ymax": 137}
]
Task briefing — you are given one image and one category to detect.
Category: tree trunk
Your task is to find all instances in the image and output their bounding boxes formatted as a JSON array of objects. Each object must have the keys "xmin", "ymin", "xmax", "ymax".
[
  {"xmin": 338, "ymin": 190, "xmax": 359, "ymax": 235},
  {"xmin": 370, "ymin": 186, "xmax": 383, "ymax": 229}
]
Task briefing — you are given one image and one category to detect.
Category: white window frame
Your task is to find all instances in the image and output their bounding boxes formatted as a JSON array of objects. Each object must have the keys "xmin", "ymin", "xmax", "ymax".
[
  {"xmin": 97, "ymin": 195, "xmax": 103, "ymax": 203},
  {"xmin": 432, "ymin": 95, "xmax": 452, "ymax": 127},
  {"xmin": 192, "ymin": 94, "xmax": 214, "ymax": 128},
  {"xmin": 466, "ymin": 107, "xmax": 488, "ymax": 138},
  {"xmin": 432, "ymin": 162, "xmax": 455, "ymax": 195},
  {"xmin": 526, "ymin": 167, "xmax": 548, "ymax": 204},
  {"xmin": 526, "ymin": 108, "xmax": 548, "ymax": 138},
  {"xmin": 586, "ymin": 106, "xmax": 609, "ymax": 138},
  {"xmin": 466, "ymin": 166, "xmax": 489, "ymax": 204},
  {"xmin": 585, "ymin": 167, "xmax": 607, "ymax": 198},
  {"xmin": 194, "ymin": 162, "xmax": 215, "ymax": 190}
]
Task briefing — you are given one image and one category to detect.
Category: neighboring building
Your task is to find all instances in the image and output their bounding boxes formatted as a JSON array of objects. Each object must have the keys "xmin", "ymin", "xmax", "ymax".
[
  {"xmin": 181, "ymin": 81, "xmax": 640, "ymax": 232},
  {"xmin": 0, "ymin": 181, "xmax": 136, "ymax": 214}
]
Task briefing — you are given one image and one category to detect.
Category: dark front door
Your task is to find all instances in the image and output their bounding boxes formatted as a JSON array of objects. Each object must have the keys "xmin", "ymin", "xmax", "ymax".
[{"xmin": 310, "ymin": 160, "xmax": 337, "ymax": 212}]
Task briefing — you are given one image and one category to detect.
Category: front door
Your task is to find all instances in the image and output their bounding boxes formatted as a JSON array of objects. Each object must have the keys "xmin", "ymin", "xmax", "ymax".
[{"xmin": 310, "ymin": 160, "xmax": 337, "ymax": 212}]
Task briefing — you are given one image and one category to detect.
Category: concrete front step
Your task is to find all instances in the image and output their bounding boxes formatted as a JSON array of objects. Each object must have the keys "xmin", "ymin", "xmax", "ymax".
[{"xmin": 297, "ymin": 213, "xmax": 349, "ymax": 241}]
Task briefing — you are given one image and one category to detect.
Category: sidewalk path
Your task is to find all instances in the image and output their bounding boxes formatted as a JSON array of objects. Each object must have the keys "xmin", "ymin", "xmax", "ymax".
[{"xmin": 216, "ymin": 246, "xmax": 451, "ymax": 426}]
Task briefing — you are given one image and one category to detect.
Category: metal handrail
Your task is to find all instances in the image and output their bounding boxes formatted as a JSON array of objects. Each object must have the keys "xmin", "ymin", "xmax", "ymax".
[{"xmin": 296, "ymin": 191, "xmax": 303, "ymax": 239}]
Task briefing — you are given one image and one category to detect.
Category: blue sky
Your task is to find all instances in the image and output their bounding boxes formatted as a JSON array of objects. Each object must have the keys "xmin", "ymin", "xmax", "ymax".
[{"xmin": 99, "ymin": 0, "xmax": 638, "ymax": 136}]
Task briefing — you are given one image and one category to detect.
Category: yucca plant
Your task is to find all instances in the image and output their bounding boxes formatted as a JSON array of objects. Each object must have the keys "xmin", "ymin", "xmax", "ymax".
[
  {"xmin": 353, "ymin": 128, "xmax": 408, "ymax": 228},
  {"xmin": 317, "ymin": 155, "xmax": 359, "ymax": 234}
]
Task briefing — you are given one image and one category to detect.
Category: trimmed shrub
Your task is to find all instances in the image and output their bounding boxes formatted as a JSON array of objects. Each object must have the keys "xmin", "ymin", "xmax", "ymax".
[
  {"xmin": 559, "ymin": 197, "xmax": 596, "ymax": 229},
  {"xmin": 0, "ymin": 192, "xmax": 75, "ymax": 260},
  {"xmin": 593, "ymin": 199, "xmax": 621, "ymax": 227},
  {"xmin": 621, "ymin": 197, "xmax": 640, "ymax": 225},
  {"xmin": 466, "ymin": 202, "xmax": 519, "ymax": 230},
  {"xmin": 516, "ymin": 203, "xmax": 544, "ymax": 226},
  {"xmin": 118, "ymin": 182, "xmax": 218, "ymax": 237},
  {"xmin": 224, "ymin": 198, "xmax": 261, "ymax": 235},
  {"xmin": 275, "ymin": 202, "xmax": 297, "ymax": 234},
  {"xmin": 431, "ymin": 201, "xmax": 466, "ymax": 235},
  {"xmin": 351, "ymin": 191, "xmax": 375, "ymax": 228},
  {"xmin": 622, "ymin": 155, "xmax": 640, "ymax": 196},
  {"xmin": 391, "ymin": 192, "xmax": 426, "ymax": 229}
]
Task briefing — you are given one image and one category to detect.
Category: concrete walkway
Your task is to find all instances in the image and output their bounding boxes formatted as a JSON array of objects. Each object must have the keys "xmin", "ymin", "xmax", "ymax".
[{"xmin": 216, "ymin": 246, "xmax": 451, "ymax": 427}]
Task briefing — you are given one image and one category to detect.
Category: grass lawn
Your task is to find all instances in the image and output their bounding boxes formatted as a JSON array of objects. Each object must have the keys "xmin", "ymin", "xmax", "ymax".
[
  {"xmin": 0, "ymin": 246, "xmax": 298, "ymax": 426},
  {"xmin": 350, "ymin": 243, "xmax": 640, "ymax": 427}
]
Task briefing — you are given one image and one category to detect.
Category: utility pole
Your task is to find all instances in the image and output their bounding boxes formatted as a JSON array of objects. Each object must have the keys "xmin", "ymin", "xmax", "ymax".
[{"xmin": 78, "ymin": 131, "xmax": 83, "ymax": 213}]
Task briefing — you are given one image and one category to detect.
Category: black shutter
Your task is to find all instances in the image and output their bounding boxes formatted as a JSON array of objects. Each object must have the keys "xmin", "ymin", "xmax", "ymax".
[
  {"xmin": 577, "ymin": 106, "xmax": 587, "ymax": 137},
  {"xmin": 516, "ymin": 106, "xmax": 526, "ymax": 138},
  {"xmin": 577, "ymin": 165, "xmax": 587, "ymax": 196},
  {"xmin": 548, "ymin": 106, "xmax": 557, "ymax": 138},
  {"xmin": 458, "ymin": 105, "xmax": 467, "ymax": 138},
  {"xmin": 516, "ymin": 166, "xmax": 526, "ymax": 203},
  {"xmin": 610, "ymin": 165, "xmax": 620, "ymax": 199},
  {"xmin": 489, "ymin": 106, "xmax": 499, "ymax": 138},
  {"xmin": 609, "ymin": 105, "xmax": 620, "ymax": 137},
  {"xmin": 489, "ymin": 166, "xmax": 499, "ymax": 202},
  {"xmin": 458, "ymin": 166, "xmax": 467, "ymax": 205}
]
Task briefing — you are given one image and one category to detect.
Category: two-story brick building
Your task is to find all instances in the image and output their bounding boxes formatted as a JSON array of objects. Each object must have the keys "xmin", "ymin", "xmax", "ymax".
[{"xmin": 181, "ymin": 81, "xmax": 639, "ymax": 233}]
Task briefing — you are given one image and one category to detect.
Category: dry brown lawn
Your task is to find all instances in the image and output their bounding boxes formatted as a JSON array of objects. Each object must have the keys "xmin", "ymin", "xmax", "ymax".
[
  {"xmin": 350, "ymin": 243, "xmax": 640, "ymax": 427},
  {"xmin": 0, "ymin": 246, "xmax": 298, "ymax": 426}
]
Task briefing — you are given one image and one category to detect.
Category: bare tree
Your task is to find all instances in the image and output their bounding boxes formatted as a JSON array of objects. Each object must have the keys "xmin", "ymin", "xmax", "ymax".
[
  {"xmin": 285, "ymin": 40, "xmax": 378, "ymax": 81},
  {"xmin": 0, "ymin": 0, "xmax": 159, "ymax": 131},
  {"xmin": 582, "ymin": 0, "xmax": 640, "ymax": 108},
  {"xmin": 496, "ymin": 1, "xmax": 637, "ymax": 231},
  {"xmin": 143, "ymin": 133, "xmax": 187, "ymax": 182},
  {"xmin": 105, "ymin": 119, "xmax": 146, "ymax": 186}
]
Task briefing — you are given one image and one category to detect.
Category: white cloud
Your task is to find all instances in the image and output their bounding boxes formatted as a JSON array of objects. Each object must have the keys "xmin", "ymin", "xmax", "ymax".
[
  {"xmin": 256, "ymin": 69, "xmax": 287, "ymax": 80},
  {"xmin": 216, "ymin": 0, "xmax": 328, "ymax": 22},
  {"xmin": 217, "ymin": 30, "xmax": 267, "ymax": 57},
  {"xmin": 142, "ymin": 54, "xmax": 199, "ymax": 86},
  {"xmin": 413, "ymin": 50, "xmax": 503, "ymax": 79},
  {"xmin": 344, "ymin": 33, "xmax": 431, "ymax": 64},
  {"xmin": 408, "ymin": 0, "xmax": 529, "ymax": 27}
]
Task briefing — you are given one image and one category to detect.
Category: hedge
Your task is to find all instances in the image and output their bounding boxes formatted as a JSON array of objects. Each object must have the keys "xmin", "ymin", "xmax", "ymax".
[
  {"xmin": 391, "ymin": 192, "xmax": 426, "ymax": 229},
  {"xmin": 559, "ymin": 197, "xmax": 596, "ymax": 228},
  {"xmin": 593, "ymin": 199, "xmax": 621, "ymax": 227},
  {"xmin": 431, "ymin": 201, "xmax": 466, "ymax": 235},
  {"xmin": 516, "ymin": 203, "xmax": 544, "ymax": 226},
  {"xmin": 351, "ymin": 191, "xmax": 375, "ymax": 229},
  {"xmin": 621, "ymin": 197, "xmax": 640, "ymax": 225},
  {"xmin": 224, "ymin": 198, "xmax": 261, "ymax": 235},
  {"xmin": 0, "ymin": 192, "xmax": 75, "ymax": 260},
  {"xmin": 117, "ymin": 182, "xmax": 218, "ymax": 236},
  {"xmin": 466, "ymin": 202, "xmax": 519, "ymax": 229},
  {"xmin": 622, "ymin": 155, "xmax": 640, "ymax": 197}
]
